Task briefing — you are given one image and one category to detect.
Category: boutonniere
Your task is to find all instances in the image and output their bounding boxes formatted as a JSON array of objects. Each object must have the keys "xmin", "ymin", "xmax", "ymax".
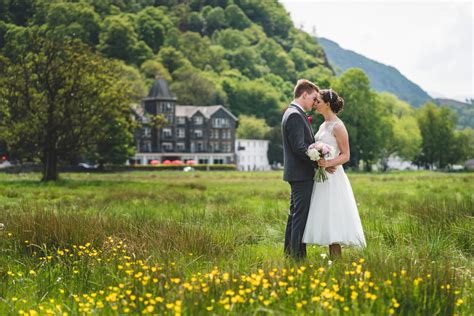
[{"xmin": 307, "ymin": 115, "xmax": 313, "ymax": 124}]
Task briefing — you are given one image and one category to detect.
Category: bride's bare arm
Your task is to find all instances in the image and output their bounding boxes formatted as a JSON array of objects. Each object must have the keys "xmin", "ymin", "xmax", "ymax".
[{"xmin": 318, "ymin": 124, "xmax": 350, "ymax": 168}]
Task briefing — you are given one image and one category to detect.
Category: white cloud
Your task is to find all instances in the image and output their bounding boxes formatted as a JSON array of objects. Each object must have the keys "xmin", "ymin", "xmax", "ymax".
[{"xmin": 281, "ymin": 0, "xmax": 473, "ymax": 100}]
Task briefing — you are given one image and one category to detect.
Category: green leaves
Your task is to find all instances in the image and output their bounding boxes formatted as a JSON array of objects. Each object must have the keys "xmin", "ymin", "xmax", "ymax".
[
  {"xmin": 0, "ymin": 30, "xmax": 135, "ymax": 180},
  {"xmin": 416, "ymin": 103, "xmax": 462, "ymax": 168},
  {"xmin": 236, "ymin": 115, "xmax": 271, "ymax": 140},
  {"xmin": 98, "ymin": 15, "xmax": 152, "ymax": 66}
]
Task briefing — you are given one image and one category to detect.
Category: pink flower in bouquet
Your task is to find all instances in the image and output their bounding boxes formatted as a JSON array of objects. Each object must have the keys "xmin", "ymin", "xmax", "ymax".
[
  {"xmin": 307, "ymin": 141, "xmax": 335, "ymax": 182},
  {"xmin": 315, "ymin": 141, "xmax": 331, "ymax": 155},
  {"xmin": 321, "ymin": 144, "xmax": 331, "ymax": 155}
]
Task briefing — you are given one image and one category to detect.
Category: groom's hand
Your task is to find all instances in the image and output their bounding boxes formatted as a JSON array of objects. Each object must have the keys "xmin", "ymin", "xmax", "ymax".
[{"xmin": 326, "ymin": 166, "xmax": 337, "ymax": 174}]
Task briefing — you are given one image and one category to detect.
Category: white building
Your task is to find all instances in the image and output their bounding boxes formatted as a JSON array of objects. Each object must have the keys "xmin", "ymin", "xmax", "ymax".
[{"xmin": 235, "ymin": 139, "xmax": 270, "ymax": 171}]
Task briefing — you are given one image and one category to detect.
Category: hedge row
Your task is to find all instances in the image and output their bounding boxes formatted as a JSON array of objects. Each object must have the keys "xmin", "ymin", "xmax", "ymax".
[{"xmin": 111, "ymin": 164, "xmax": 237, "ymax": 171}]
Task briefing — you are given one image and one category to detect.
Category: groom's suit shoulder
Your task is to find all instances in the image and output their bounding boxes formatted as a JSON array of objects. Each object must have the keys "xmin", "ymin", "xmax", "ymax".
[{"xmin": 282, "ymin": 107, "xmax": 303, "ymax": 126}]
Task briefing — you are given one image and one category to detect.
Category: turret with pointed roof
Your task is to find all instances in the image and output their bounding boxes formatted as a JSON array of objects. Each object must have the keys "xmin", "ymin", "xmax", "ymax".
[{"xmin": 144, "ymin": 77, "xmax": 177, "ymax": 102}]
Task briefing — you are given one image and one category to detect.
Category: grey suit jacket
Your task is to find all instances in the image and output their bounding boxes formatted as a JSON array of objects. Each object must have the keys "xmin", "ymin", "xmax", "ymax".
[{"xmin": 281, "ymin": 104, "xmax": 316, "ymax": 182}]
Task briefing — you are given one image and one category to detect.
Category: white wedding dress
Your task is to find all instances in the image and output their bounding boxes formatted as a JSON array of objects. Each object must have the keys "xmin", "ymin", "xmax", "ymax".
[{"xmin": 302, "ymin": 118, "xmax": 366, "ymax": 247}]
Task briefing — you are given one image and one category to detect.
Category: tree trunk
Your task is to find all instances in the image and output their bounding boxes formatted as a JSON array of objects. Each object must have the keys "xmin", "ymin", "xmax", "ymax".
[
  {"xmin": 364, "ymin": 160, "xmax": 372, "ymax": 172},
  {"xmin": 42, "ymin": 148, "xmax": 58, "ymax": 181},
  {"xmin": 350, "ymin": 152, "xmax": 359, "ymax": 171}
]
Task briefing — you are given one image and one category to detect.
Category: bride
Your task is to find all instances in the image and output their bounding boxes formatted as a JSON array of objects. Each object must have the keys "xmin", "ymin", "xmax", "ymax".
[{"xmin": 302, "ymin": 88, "xmax": 366, "ymax": 258}]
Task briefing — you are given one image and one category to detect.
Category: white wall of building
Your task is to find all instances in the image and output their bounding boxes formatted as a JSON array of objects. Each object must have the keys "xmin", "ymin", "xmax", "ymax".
[
  {"xmin": 378, "ymin": 156, "xmax": 418, "ymax": 171},
  {"xmin": 235, "ymin": 139, "xmax": 270, "ymax": 171}
]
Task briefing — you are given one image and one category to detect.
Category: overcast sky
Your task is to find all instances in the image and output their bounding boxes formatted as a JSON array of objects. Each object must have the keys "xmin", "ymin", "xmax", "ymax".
[{"xmin": 281, "ymin": 0, "xmax": 473, "ymax": 101}]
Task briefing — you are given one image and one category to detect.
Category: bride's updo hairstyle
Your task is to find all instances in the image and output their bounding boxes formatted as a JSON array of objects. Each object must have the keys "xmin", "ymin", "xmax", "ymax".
[{"xmin": 320, "ymin": 89, "xmax": 344, "ymax": 114}]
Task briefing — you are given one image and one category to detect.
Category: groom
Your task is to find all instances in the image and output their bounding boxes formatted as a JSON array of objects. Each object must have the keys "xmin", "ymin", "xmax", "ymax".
[{"xmin": 281, "ymin": 79, "xmax": 334, "ymax": 260}]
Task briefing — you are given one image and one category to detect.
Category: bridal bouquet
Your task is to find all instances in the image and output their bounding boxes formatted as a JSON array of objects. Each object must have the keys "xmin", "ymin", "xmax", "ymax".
[{"xmin": 306, "ymin": 141, "xmax": 335, "ymax": 182}]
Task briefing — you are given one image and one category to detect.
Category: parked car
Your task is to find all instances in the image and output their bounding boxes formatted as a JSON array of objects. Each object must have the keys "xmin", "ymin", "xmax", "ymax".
[{"xmin": 78, "ymin": 163, "xmax": 98, "ymax": 170}]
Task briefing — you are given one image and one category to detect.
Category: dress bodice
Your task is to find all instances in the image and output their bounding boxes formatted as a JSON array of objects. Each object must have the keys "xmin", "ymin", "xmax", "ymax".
[{"xmin": 314, "ymin": 119, "xmax": 343, "ymax": 159}]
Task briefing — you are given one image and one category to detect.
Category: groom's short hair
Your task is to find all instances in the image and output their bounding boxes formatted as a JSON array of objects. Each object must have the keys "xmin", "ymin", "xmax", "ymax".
[{"xmin": 294, "ymin": 79, "xmax": 320, "ymax": 98}]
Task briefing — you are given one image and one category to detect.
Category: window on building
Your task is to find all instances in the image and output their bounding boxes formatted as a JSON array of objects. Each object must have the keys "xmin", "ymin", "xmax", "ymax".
[
  {"xmin": 162, "ymin": 128, "xmax": 172, "ymax": 138},
  {"xmin": 160, "ymin": 102, "xmax": 173, "ymax": 112},
  {"xmin": 210, "ymin": 142, "xmax": 220, "ymax": 152},
  {"xmin": 177, "ymin": 128, "xmax": 185, "ymax": 138},
  {"xmin": 176, "ymin": 117, "xmax": 186, "ymax": 125},
  {"xmin": 162, "ymin": 142, "xmax": 173, "ymax": 152},
  {"xmin": 176, "ymin": 142, "xmax": 185, "ymax": 151},
  {"xmin": 166, "ymin": 114, "xmax": 174, "ymax": 124},
  {"xmin": 143, "ymin": 141, "xmax": 152, "ymax": 152},
  {"xmin": 222, "ymin": 142, "xmax": 232, "ymax": 153},
  {"xmin": 193, "ymin": 116, "xmax": 203, "ymax": 125},
  {"xmin": 196, "ymin": 142, "xmax": 203, "ymax": 152},
  {"xmin": 212, "ymin": 118, "xmax": 230, "ymax": 128},
  {"xmin": 143, "ymin": 127, "xmax": 151, "ymax": 137},
  {"xmin": 194, "ymin": 129, "xmax": 203, "ymax": 138},
  {"xmin": 210, "ymin": 129, "xmax": 219, "ymax": 139},
  {"xmin": 222, "ymin": 129, "xmax": 231, "ymax": 139},
  {"xmin": 213, "ymin": 159, "xmax": 224, "ymax": 164}
]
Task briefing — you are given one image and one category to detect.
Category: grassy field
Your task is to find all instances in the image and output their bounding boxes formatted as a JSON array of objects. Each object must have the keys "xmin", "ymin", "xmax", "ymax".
[{"xmin": 0, "ymin": 171, "xmax": 472, "ymax": 315}]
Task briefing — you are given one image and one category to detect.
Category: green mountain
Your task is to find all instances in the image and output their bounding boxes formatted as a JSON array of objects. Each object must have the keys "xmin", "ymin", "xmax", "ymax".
[
  {"xmin": 434, "ymin": 98, "xmax": 474, "ymax": 130},
  {"xmin": 318, "ymin": 37, "xmax": 432, "ymax": 107},
  {"xmin": 0, "ymin": 0, "xmax": 334, "ymax": 127}
]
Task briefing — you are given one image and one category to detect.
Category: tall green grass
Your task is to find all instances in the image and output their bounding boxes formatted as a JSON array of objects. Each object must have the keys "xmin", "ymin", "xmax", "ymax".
[{"xmin": 0, "ymin": 171, "xmax": 472, "ymax": 315}]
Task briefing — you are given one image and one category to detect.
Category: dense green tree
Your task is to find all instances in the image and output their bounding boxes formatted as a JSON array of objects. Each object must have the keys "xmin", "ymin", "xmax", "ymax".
[
  {"xmin": 242, "ymin": 23, "xmax": 266, "ymax": 45},
  {"xmin": 179, "ymin": 32, "xmax": 214, "ymax": 69},
  {"xmin": 0, "ymin": 21, "xmax": 10, "ymax": 49},
  {"xmin": 158, "ymin": 46, "xmax": 191, "ymax": 73},
  {"xmin": 119, "ymin": 63, "xmax": 148, "ymax": 102},
  {"xmin": 297, "ymin": 66, "xmax": 333, "ymax": 90},
  {"xmin": 293, "ymin": 30, "xmax": 327, "ymax": 58},
  {"xmin": 377, "ymin": 93, "xmax": 421, "ymax": 170},
  {"xmin": 266, "ymin": 126, "xmax": 283, "ymax": 164},
  {"xmin": 224, "ymin": 4, "xmax": 251, "ymax": 30},
  {"xmin": 238, "ymin": 0, "xmax": 292, "ymax": 38},
  {"xmin": 228, "ymin": 46, "xmax": 267, "ymax": 78},
  {"xmin": 98, "ymin": 15, "xmax": 152, "ymax": 65},
  {"xmin": 170, "ymin": 68, "xmax": 216, "ymax": 105},
  {"xmin": 258, "ymin": 38, "xmax": 296, "ymax": 82},
  {"xmin": 141, "ymin": 59, "xmax": 172, "ymax": 82},
  {"xmin": 451, "ymin": 128, "xmax": 474, "ymax": 164},
  {"xmin": 136, "ymin": 10, "xmax": 165, "ymax": 52},
  {"xmin": 223, "ymin": 78, "xmax": 281, "ymax": 126},
  {"xmin": 187, "ymin": 11, "xmax": 205, "ymax": 33},
  {"xmin": 208, "ymin": 44, "xmax": 229, "ymax": 72},
  {"xmin": 201, "ymin": 5, "xmax": 213, "ymax": 18},
  {"xmin": 0, "ymin": 0, "xmax": 34, "ymax": 25},
  {"xmin": 289, "ymin": 47, "xmax": 318, "ymax": 71},
  {"xmin": 416, "ymin": 103, "xmax": 457, "ymax": 169},
  {"xmin": 213, "ymin": 29, "xmax": 249, "ymax": 50},
  {"xmin": 41, "ymin": 1, "xmax": 101, "ymax": 45},
  {"xmin": 163, "ymin": 27, "xmax": 182, "ymax": 48},
  {"xmin": 205, "ymin": 7, "xmax": 226, "ymax": 34},
  {"xmin": 236, "ymin": 115, "xmax": 271, "ymax": 139},
  {"xmin": 0, "ymin": 29, "xmax": 135, "ymax": 181},
  {"xmin": 88, "ymin": 114, "xmax": 136, "ymax": 169}
]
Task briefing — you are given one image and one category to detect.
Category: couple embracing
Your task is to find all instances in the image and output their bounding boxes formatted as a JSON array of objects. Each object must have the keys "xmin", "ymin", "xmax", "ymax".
[{"xmin": 282, "ymin": 79, "xmax": 366, "ymax": 261}]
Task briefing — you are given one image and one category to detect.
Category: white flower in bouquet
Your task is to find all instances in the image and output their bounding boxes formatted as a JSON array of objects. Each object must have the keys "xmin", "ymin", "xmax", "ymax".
[
  {"xmin": 306, "ymin": 141, "xmax": 335, "ymax": 182},
  {"xmin": 306, "ymin": 145, "xmax": 321, "ymax": 161}
]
